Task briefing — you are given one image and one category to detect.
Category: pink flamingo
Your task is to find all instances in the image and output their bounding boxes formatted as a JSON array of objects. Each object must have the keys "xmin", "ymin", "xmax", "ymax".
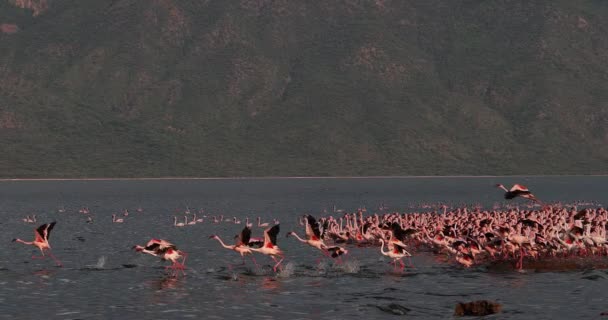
[
  {"xmin": 209, "ymin": 226, "xmax": 259, "ymax": 268},
  {"xmin": 496, "ymin": 184, "xmax": 539, "ymax": 202},
  {"xmin": 133, "ymin": 239, "xmax": 187, "ymax": 276},
  {"xmin": 12, "ymin": 221, "xmax": 62, "ymax": 267},
  {"xmin": 249, "ymin": 224, "xmax": 284, "ymax": 272}
]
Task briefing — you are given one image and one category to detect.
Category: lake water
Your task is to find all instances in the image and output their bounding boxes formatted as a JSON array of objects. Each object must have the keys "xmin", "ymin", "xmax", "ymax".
[{"xmin": 1, "ymin": 176, "xmax": 607, "ymax": 319}]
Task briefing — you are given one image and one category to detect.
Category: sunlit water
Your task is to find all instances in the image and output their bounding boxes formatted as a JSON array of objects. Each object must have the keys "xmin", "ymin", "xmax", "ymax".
[{"xmin": 0, "ymin": 176, "xmax": 607, "ymax": 319}]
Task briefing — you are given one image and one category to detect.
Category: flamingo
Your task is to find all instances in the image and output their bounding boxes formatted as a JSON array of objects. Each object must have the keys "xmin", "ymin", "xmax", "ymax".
[
  {"xmin": 187, "ymin": 215, "xmax": 197, "ymax": 225},
  {"xmin": 496, "ymin": 184, "xmax": 539, "ymax": 202},
  {"xmin": 379, "ymin": 238, "xmax": 411, "ymax": 271},
  {"xmin": 257, "ymin": 217, "xmax": 270, "ymax": 228},
  {"xmin": 12, "ymin": 221, "xmax": 62, "ymax": 267},
  {"xmin": 133, "ymin": 239, "xmax": 187, "ymax": 276},
  {"xmin": 209, "ymin": 226, "xmax": 259, "ymax": 268},
  {"xmin": 287, "ymin": 215, "xmax": 347, "ymax": 260},
  {"xmin": 249, "ymin": 224, "xmax": 284, "ymax": 272},
  {"xmin": 112, "ymin": 214, "xmax": 124, "ymax": 223},
  {"xmin": 174, "ymin": 216, "xmax": 185, "ymax": 227}
]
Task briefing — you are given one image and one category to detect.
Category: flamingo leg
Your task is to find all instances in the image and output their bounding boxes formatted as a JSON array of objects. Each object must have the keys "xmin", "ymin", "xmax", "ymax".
[
  {"xmin": 517, "ymin": 247, "xmax": 524, "ymax": 270},
  {"xmin": 32, "ymin": 248, "xmax": 46, "ymax": 259},
  {"xmin": 249, "ymin": 255, "xmax": 259, "ymax": 269},
  {"xmin": 335, "ymin": 257, "xmax": 344, "ymax": 265},
  {"xmin": 407, "ymin": 256, "xmax": 415, "ymax": 268},
  {"xmin": 271, "ymin": 256, "xmax": 284, "ymax": 272},
  {"xmin": 399, "ymin": 259, "xmax": 405, "ymax": 271},
  {"xmin": 46, "ymin": 250, "xmax": 62, "ymax": 267}
]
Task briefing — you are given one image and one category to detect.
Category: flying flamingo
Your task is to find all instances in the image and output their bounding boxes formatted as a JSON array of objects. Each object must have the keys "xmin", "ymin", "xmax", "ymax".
[
  {"xmin": 496, "ymin": 184, "xmax": 539, "ymax": 202},
  {"xmin": 209, "ymin": 226, "xmax": 259, "ymax": 268},
  {"xmin": 133, "ymin": 239, "xmax": 187, "ymax": 276},
  {"xmin": 12, "ymin": 221, "xmax": 62, "ymax": 267},
  {"xmin": 379, "ymin": 238, "xmax": 411, "ymax": 272},
  {"xmin": 249, "ymin": 224, "xmax": 284, "ymax": 272}
]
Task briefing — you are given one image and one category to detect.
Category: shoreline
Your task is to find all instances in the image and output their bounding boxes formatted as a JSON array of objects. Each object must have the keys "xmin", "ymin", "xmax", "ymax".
[{"xmin": 1, "ymin": 174, "xmax": 607, "ymax": 181}]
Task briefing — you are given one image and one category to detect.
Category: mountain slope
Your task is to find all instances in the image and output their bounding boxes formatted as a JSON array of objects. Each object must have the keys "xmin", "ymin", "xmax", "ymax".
[{"xmin": 0, "ymin": 0, "xmax": 607, "ymax": 177}]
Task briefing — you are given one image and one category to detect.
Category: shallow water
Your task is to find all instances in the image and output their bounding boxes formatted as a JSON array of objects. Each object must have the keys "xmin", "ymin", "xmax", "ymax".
[{"xmin": 1, "ymin": 176, "xmax": 607, "ymax": 319}]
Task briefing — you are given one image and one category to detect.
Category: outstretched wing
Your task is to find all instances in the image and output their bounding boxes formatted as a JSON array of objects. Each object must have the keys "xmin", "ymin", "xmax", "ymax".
[
  {"xmin": 305, "ymin": 215, "xmax": 321, "ymax": 240},
  {"xmin": 36, "ymin": 221, "xmax": 56, "ymax": 241},
  {"xmin": 320, "ymin": 219, "xmax": 330, "ymax": 238},
  {"xmin": 145, "ymin": 239, "xmax": 176, "ymax": 253},
  {"xmin": 265, "ymin": 224, "xmax": 280, "ymax": 246},
  {"xmin": 391, "ymin": 222, "xmax": 409, "ymax": 241},
  {"xmin": 239, "ymin": 226, "xmax": 252, "ymax": 246},
  {"xmin": 326, "ymin": 246, "xmax": 347, "ymax": 258},
  {"xmin": 510, "ymin": 184, "xmax": 529, "ymax": 192}
]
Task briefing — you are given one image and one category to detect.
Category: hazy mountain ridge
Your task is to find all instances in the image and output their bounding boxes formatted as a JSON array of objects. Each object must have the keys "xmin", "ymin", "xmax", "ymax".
[{"xmin": 0, "ymin": 0, "xmax": 607, "ymax": 177}]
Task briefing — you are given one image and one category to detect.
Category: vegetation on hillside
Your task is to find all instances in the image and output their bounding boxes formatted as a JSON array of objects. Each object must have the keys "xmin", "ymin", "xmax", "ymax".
[{"xmin": 0, "ymin": 0, "xmax": 607, "ymax": 177}]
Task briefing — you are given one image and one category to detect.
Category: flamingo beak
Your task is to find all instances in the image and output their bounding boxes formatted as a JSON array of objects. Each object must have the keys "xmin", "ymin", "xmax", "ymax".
[
  {"xmin": 11, "ymin": 238, "xmax": 16, "ymax": 242},
  {"xmin": 208, "ymin": 235, "xmax": 216, "ymax": 239}
]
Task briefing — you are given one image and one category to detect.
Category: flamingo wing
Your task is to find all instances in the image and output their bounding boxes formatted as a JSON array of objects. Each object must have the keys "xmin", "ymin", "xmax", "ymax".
[
  {"xmin": 510, "ymin": 184, "xmax": 529, "ymax": 192},
  {"xmin": 36, "ymin": 221, "xmax": 56, "ymax": 241},
  {"xmin": 145, "ymin": 239, "xmax": 176, "ymax": 253},
  {"xmin": 239, "ymin": 226, "xmax": 252, "ymax": 246},
  {"xmin": 265, "ymin": 224, "xmax": 280, "ymax": 246},
  {"xmin": 305, "ymin": 215, "xmax": 321, "ymax": 240},
  {"xmin": 248, "ymin": 237, "xmax": 264, "ymax": 248}
]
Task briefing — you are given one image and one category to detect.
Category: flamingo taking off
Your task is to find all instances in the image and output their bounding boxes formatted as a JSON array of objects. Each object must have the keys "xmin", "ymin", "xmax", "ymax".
[
  {"xmin": 133, "ymin": 239, "xmax": 187, "ymax": 276},
  {"xmin": 496, "ymin": 184, "xmax": 539, "ymax": 202},
  {"xmin": 379, "ymin": 238, "xmax": 411, "ymax": 272},
  {"xmin": 249, "ymin": 224, "xmax": 284, "ymax": 272},
  {"xmin": 209, "ymin": 226, "xmax": 259, "ymax": 268},
  {"xmin": 12, "ymin": 221, "xmax": 62, "ymax": 267},
  {"xmin": 287, "ymin": 215, "xmax": 347, "ymax": 260}
]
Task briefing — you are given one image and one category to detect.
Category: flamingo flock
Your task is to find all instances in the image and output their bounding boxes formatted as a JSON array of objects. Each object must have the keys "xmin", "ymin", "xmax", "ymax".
[{"xmin": 10, "ymin": 183, "xmax": 608, "ymax": 277}]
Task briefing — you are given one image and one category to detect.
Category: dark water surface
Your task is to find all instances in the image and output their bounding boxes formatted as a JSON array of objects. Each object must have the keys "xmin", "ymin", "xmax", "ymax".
[{"xmin": 0, "ymin": 176, "xmax": 607, "ymax": 319}]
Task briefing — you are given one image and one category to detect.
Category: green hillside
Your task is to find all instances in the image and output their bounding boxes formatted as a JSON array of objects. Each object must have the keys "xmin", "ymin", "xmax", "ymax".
[{"xmin": 0, "ymin": 0, "xmax": 607, "ymax": 177}]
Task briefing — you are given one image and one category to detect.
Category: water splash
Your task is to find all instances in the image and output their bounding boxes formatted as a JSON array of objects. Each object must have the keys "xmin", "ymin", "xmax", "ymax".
[
  {"xmin": 230, "ymin": 272, "xmax": 239, "ymax": 281},
  {"xmin": 277, "ymin": 262, "xmax": 295, "ymax": 278},
  {"xmin": 317, "ymin": 260, "xmax": 330, "ymax": 274},
  {"xmin": 336, "ymin": 259, "xmax": 360, "ymax": 274},
  {"xmin": 94, "ymin": 256, "xmax": 106, "ymax": 269},
  {"xmin": 85, "ymin": 256, "xmax": 106, "ymax": 269}
]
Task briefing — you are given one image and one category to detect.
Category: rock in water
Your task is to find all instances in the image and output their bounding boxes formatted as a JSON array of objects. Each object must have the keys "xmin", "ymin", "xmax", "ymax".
[{"xmin": 454, "ymin": 300, "xmax": 502, "ymax": 316}]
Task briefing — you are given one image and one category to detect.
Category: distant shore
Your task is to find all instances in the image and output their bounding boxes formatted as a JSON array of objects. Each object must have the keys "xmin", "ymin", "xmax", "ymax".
[{"xmin": 0, "ymin": 175, "xmax": 607, "ymax": 181}]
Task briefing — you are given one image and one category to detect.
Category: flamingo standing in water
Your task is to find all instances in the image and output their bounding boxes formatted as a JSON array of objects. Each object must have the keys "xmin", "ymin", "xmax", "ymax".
[
  {"xmin": 257, "ymin": 217, "xmax": 270, "ymax": 228},
  {"xmin": 496, "ymin": 184, "xmax": 539, "ymax": 202},
  {"xmin": 174, "ymin": 216, "xmax": 185, "ymax": 227},
  {"xmin": 209, "ymin": 226, "xmax": 259, "ymax": 268},
  {"xmin": 249, "ymin": 224, "xmax": 284, "ymax": 272},
  {"xmin": 22, "ymin": 215, "xmax": 36, "ymax": 223},
  {"xmin": 112, "ymin": 214, "xmax": 124, "ymax": 223},
  {"xmin": 12, "ymin": 221, "xmax": 62, "ymax": 267},
  {"xmin": 133, "ymin": 239, "xmax": 187, "ymax": 276}
]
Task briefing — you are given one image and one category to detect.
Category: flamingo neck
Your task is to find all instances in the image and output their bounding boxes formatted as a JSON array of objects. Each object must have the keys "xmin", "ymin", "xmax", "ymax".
[
  {"xmin": 289, "ymin": 232, "xmax": 307, "ymax": 244},
  {"xmin": 213, "ymin": 237, "xmax": 234, "ymax": 250},
  {"xmin": 14, "ymin": 238, "xmax": 33, "ymax": 245}
]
